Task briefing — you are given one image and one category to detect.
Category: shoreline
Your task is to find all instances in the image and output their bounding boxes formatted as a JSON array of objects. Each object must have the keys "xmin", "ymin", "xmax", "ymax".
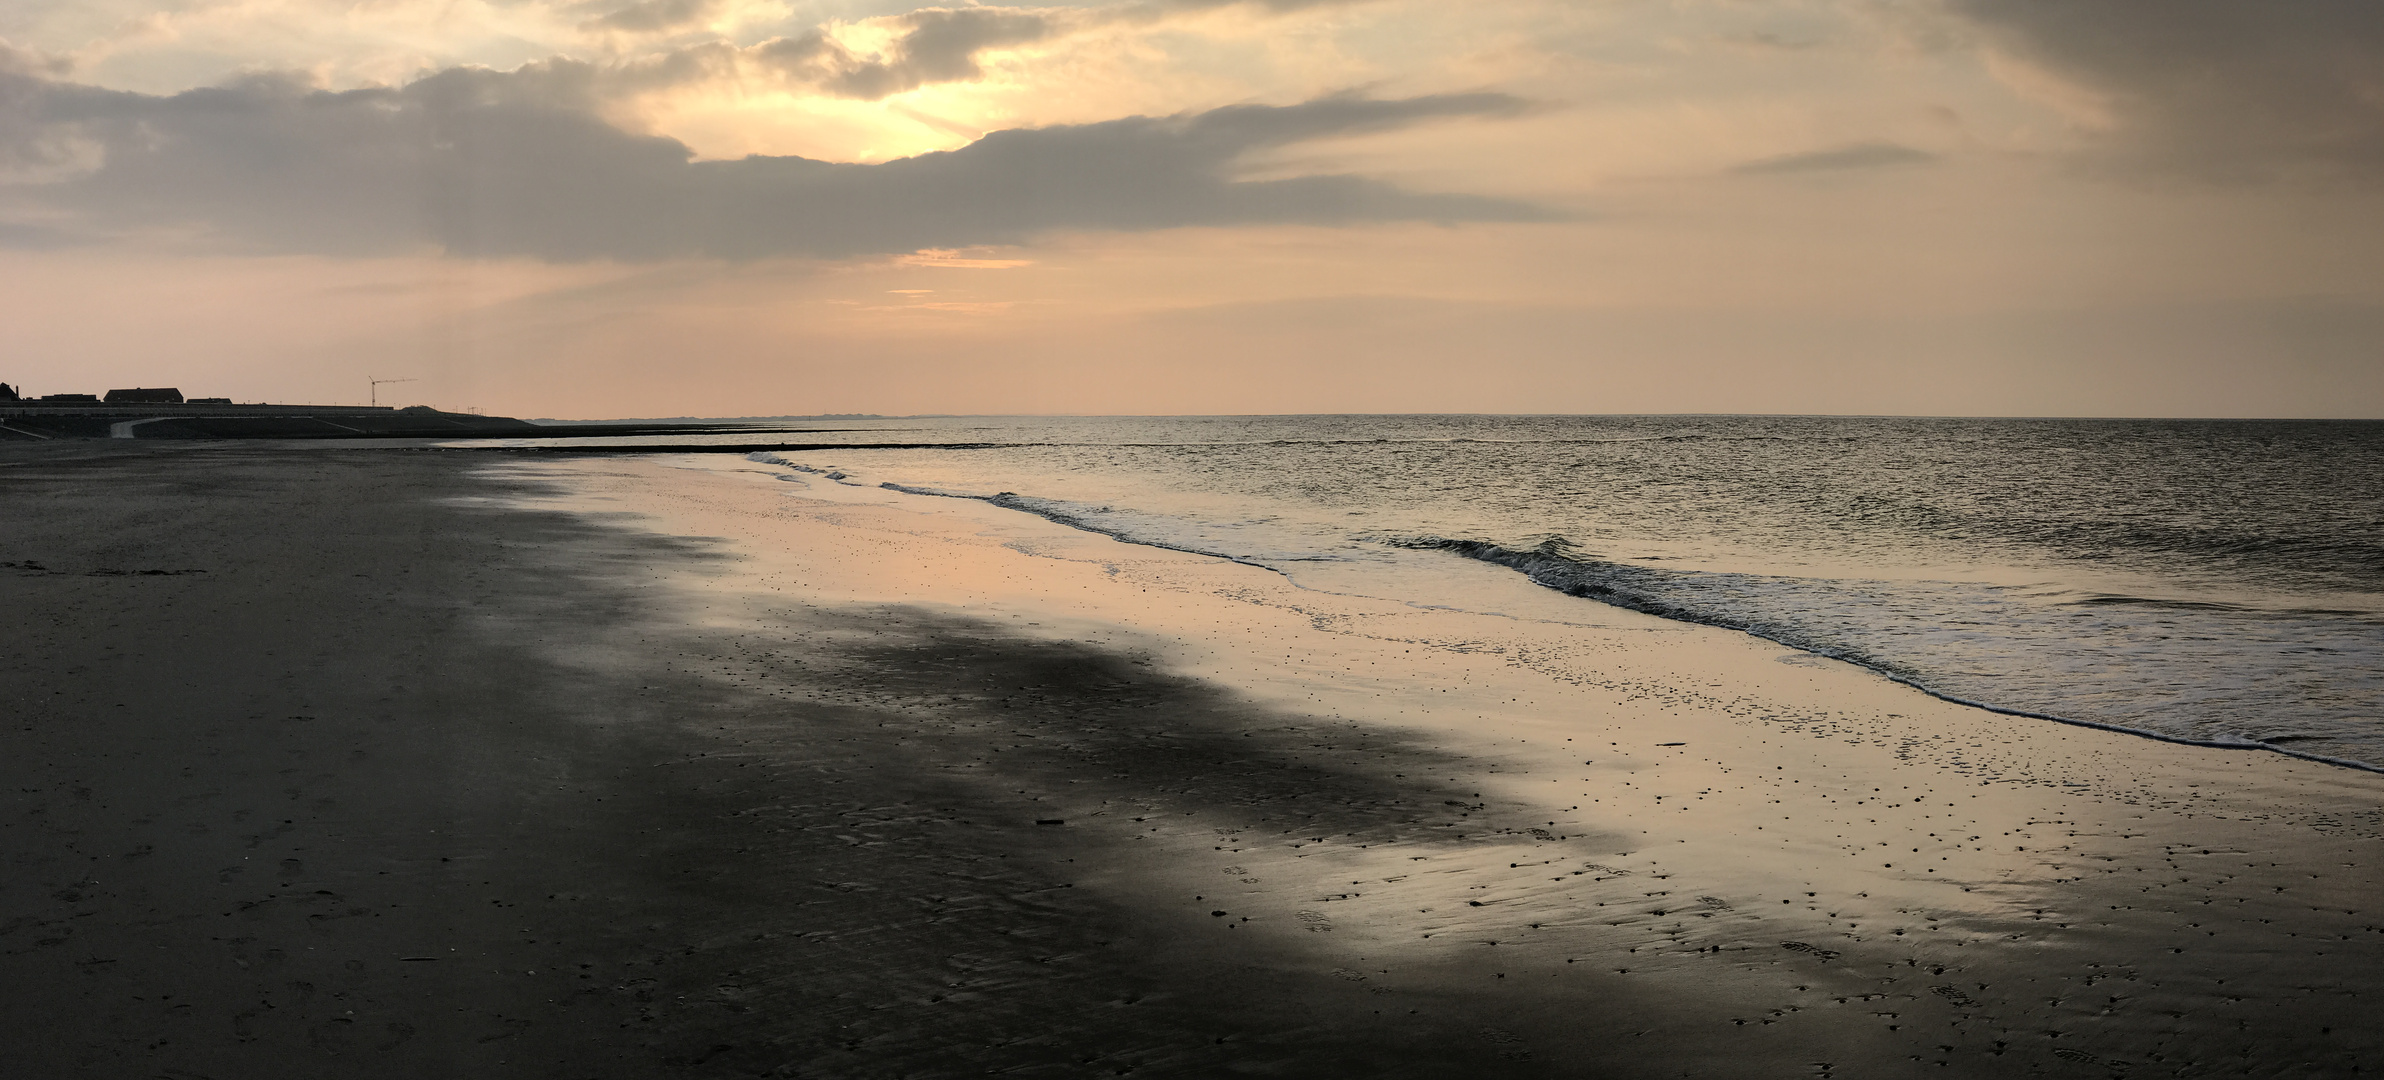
[
  {"xmin": 549, "ymin": 451, "xmax": 2384, "ymax": 1072},
  {"xmin": 5, "ymin": 443, "xmax": 2379, "ymax": 1077},
  {"xmin": 849, "ymin": 460, "xmax": 2384, "ymax": 778}
]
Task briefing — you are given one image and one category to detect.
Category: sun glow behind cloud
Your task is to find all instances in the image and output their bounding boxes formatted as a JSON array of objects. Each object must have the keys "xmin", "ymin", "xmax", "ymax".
[{"xmin": 576, "ymin": 0, "xmax": 1430, "ymax": 163}]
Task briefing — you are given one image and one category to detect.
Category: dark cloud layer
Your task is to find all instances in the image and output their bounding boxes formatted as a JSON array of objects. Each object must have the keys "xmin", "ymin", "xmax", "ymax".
[
  {"xmin": 1949, "ymin": 0, "xmax": 2384, "ymax": 182},
  {"xmin": 0, "ymin": 68, "xmax": 1542, "ymax": 259}
]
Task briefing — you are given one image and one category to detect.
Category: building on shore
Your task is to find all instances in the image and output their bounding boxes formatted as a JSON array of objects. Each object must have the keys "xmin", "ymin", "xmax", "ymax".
[{"xmin": 104, "ymin": 388, "xmax": 185, "ymax": 404}]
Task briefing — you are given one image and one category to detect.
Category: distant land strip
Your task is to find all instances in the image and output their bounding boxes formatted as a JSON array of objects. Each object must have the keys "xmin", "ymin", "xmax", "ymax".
[{"xmin": 419, "ymin": 442, "xmax": 1009, "ymax": 454}]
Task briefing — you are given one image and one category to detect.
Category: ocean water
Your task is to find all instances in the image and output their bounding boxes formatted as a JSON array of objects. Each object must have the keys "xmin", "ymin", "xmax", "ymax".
[{"xmin": 724, "ymin": 415, "xmax": 2382, "ymax": 770}]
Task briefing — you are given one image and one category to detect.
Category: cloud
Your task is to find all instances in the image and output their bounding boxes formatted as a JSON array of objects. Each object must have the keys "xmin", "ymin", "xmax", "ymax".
[
  {"xmin": 581, "ymin": 0, "xmax": 727, "ymax": 35},
  {"xmin": 1948, "ymin": 0, "xmax": 2384, "ymax": 182},
  {"xmin": 751, "ymin": 0, "xmax": 1379, "ymax": 101},
  {"xmin": 574, "ymin": 1, "xmax": 1372, "ymax": 101},
  {"xmin": 747, "ymin": 8, "xmax": 1058, "ymax": 100},
  {"xmin": 0, "ymin": 68, "xmax": 1547, "ymax": 259},
  {"xmin": 826, "ymin": 8, "xmax": 1056, "ymax": 99},
  {"xmin": 1731, "ymin": 141, "xmax": 1936, "ymax": 175},
  {"xmin": 0, "ymin": 41, "xmax": 74, "ymax": 80},
  {"xmin": 898, "ymin": 248, "xmax": 1033, "ymax": 268}
]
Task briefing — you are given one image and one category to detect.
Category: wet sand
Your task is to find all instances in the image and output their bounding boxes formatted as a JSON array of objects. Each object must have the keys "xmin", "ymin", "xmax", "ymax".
[{"xmin": 3, "ymin": 444, "xmax": 2378, "ymax": 1078}]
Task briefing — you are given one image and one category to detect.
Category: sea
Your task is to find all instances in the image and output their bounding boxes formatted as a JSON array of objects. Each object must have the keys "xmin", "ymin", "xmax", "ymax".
[{"xmin": 559, "ymin": 415, "xmax": 2384, "ymax": 770}]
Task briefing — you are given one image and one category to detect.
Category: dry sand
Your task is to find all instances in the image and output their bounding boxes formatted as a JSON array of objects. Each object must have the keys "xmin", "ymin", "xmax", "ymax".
[{"xmin": 3, "ymin": 443, "xmax": 2378, "ymax": 1078}]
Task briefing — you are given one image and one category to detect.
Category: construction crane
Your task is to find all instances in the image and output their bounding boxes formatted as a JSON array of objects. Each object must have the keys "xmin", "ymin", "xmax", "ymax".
[{"xmin": 368, "ymin": 376, "xmax": 417, "ymax": 407}]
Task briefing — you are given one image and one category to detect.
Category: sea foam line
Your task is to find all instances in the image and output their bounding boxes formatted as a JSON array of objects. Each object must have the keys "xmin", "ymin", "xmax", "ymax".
[{"xmin": 1418, "ymin": 536, "xmax": 2384, "ymax": 774}]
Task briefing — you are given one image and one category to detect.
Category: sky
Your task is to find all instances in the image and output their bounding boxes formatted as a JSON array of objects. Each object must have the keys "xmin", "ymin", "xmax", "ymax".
[{"xmin": 2, "ymin": 0, "xmax": 2381, "ymax": 417}]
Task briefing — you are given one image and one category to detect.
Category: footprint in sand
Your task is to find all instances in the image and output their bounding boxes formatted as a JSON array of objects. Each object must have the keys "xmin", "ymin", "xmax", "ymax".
[
  {"xmin": 1476, "ymin": 1027, "xmax": 1533, "ymax": 1061},
  {"xmin": 1929, "ymin": 985, "xmax": 1978, "ymax": 1008},
  {"xmin": 476, "ymin": 1017, "xmax": 533, "ymax": 1044},
  {"xmin": 1331, "ymin": 968, "xmax": 1368, "ymax": 982},
  {"xmin": 1697, "ymin": 896, "xmax": 1731, "ymax": 910},
  {"xmin": 1780, "ymin": 941, "xmax": 1841, "ymax": 961},
  {"xmin": 2051, "ymin": 1047, "xmax": 2132, "ymax": 1070},
  {"xmin": 1296, "ymin": 910, "xmax": 1333, "ymax": 931},
  {"xmin": 1585, "ymin": 864, "xmax": 1634, "ymax": 876},
  {"xmin": 306, "ymin": 1017, "xmax": 356, "ymax": 1051}
]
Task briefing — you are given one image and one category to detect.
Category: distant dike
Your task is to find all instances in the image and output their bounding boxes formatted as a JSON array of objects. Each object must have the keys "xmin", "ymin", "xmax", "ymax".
[
  {"xmin": 0, "ymin": 385, "xmax": 909, "ymax": 445},
  {"xmin": 0, "ymin": 398, "xmax": 553, "ymax": 441}
]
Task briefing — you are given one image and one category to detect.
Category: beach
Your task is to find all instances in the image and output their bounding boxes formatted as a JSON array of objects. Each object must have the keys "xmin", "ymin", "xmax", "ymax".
[{"xmin": 3, "ymin": 442, "xmax": 2378, "ymax": 1078}]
